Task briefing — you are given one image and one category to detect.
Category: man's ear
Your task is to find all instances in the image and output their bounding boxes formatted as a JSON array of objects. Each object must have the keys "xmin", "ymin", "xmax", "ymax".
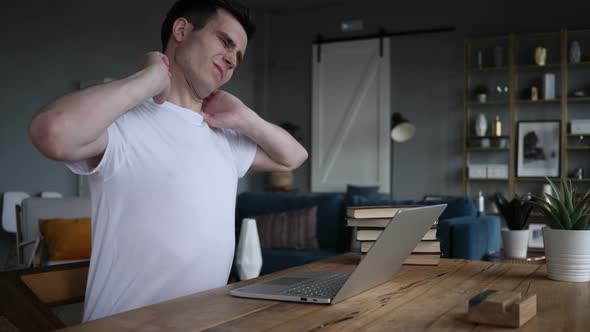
[{"xmin": 172, "ymin": 18, "xmax": 192, "ymax": 44}]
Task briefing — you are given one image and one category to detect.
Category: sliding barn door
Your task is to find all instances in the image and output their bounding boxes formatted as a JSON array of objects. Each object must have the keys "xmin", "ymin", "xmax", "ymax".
[{"xmin": 311, "ymin": 38, "xmax": 391, "ymax": 193}]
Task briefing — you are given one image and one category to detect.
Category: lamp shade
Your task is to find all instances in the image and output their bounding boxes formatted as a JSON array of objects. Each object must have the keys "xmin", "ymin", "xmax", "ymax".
[{"xmin": 390, "ymin": 112, "xmax": 415, "ymax": 143}]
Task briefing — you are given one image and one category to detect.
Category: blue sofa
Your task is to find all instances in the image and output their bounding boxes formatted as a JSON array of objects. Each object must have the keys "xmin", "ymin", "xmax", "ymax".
[{"xmin": 234, "ymin": 192, "xmax": 500, "ymax": 275}]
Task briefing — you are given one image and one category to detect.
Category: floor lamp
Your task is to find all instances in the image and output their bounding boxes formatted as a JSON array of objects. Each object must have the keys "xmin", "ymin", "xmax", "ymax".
[{"xmin": 390, "ymin": 112, "xmax": 416, "ymax": 199}]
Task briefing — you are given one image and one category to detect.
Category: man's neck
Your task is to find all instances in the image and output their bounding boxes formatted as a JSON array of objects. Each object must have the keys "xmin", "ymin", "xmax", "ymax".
[
  {"xmin": 166, "ymin": 67, "xmax": 205, "ymax": 114},
  {"xmin": 166, "ymin": 86, "xmax": 204, "ymax": 114},
  {"xmin": 167, "ymin": 80, "xmax": 203, "ymax": 114}
]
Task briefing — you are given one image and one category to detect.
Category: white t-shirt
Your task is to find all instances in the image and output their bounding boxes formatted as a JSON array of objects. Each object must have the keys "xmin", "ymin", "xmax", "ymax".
[{"xmin": 66, "ymin": 99, "xmax": 256, "ymax": 322}]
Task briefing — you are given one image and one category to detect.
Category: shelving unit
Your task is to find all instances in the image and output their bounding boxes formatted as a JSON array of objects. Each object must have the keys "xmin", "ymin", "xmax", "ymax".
[{"xmin": 464, "ymin": 29, "xmax": 590, "ymax": 202}]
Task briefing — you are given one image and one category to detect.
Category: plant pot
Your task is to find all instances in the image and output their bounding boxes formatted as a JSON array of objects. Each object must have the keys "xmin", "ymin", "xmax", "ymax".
[
  {"xmin": 501, "ymin": 229, "xmax": 529, "ymax": 259},
  {"xmin": 270, "ymin": 171, "xmax": 294, "ymax": 189},
  {"xmin": 543, "ymin": 228, "xmax": 590, "ymax": 282}
]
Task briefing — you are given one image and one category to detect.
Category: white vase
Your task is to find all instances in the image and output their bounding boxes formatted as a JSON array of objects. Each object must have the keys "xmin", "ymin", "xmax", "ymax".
[
  {"xmin": 235, "ymin": 218, "xmax": 263, "ymax": 281},
  {"xmin": 474, "ymin": 113, "xmax": 488, "ymax": 137},
  {"xmin": 570, "ymin": 41, "xmax": 581, "ymax": 64},
  {"xmin": 543, "ymin": 228, "xmax": 590, "ymax": 282},
  {"xmin": 534, "ymin": 46, "xmax": 547, "ymax": 66},
  {"xmin": 501, "ymin": 229, "xmax": 529, "ymax": 259}
]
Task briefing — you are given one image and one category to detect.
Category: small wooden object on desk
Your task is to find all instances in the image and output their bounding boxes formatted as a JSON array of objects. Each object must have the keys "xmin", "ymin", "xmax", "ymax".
[{"xmin": 467, "ymin": 290, "xmax": 536, "ymax": 328}]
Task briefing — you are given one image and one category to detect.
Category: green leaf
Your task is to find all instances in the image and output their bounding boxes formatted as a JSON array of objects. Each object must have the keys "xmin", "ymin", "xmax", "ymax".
[
  {"xmin": 571, "ymin": 192, "xmax": 590, "ymax": 225},
  {"xmin": 546, "ymin": 177, "xmax": 561, "ymax": 201},
  {"xmin": 529, "ymin": 195, "xmax": 566, "ymax": 229},
  {"xmin": 573, "ymin": 216, "xmax": 589, "ymax": 230}
]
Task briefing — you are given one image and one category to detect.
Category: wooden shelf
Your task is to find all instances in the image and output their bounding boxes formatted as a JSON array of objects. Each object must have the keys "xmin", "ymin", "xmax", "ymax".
[
  {"xmin": 467, "ymin": 67, "xmax": 509, "ymax": 74},
  {"xmin": 464, "ymin": 29, "xmax": 590, "ymax": 198},
  {"xmin": 469, "ymin": 135, "xmax": 509, "ymax": 139},
  {"xmin": 567, "ymin": 146, "xmax": 590, "ymax": 151},
  {"xmin": 516, "ymin": 64, "xmax": 561, "ymax": 70},
  {"xmin": 466, "ymin": 147, "xmax": 509, "ymax": 152},
  {"xmin": 516, "ymin": 32, "xmax": 560, "ymax": 39},
  {"xmin": 466, "ymin": 101, "xmax": 510, "ymax": 107},
  {"xmin": 568, "ymin": 97, "xmax": 590, "ymax": 102},
  {"xmin": 516, "ymin": 177, "xmax": 560, "ymax": 182},
  {"xmin": 467, "ymin": 178, "xmax": 509, "ymax": 182},
  {"xmin": 516, "ymin": 99, "xmax": 560, "ymax": 104},
  {"xmin": 568, "ymin": 61, "xmax": 590, "ymax": 68}
]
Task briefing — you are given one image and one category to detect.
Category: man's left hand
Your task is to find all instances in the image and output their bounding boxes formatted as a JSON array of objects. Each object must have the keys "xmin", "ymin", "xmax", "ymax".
[{"xmin": 202, "ymin": 90, "xmax": 256, "ymax": 132}]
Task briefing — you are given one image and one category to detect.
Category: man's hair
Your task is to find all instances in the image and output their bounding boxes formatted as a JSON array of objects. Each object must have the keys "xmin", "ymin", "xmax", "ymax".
[{"xmin": 161, "ymin": 0, "xmax": 255, "ymax": 51}]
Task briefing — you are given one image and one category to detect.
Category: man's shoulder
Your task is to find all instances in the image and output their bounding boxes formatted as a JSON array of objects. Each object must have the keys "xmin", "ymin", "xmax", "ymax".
[{"xmin": 115, "ymin": 99, "xmax": 157, "ymax": 125}]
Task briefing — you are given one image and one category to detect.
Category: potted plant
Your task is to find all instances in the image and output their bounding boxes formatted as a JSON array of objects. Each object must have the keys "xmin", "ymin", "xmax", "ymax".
[
  {"xmin": 530, "ymin": 177, "xmax": 590, "ymax": 282},
  {"xmin": 494, "ymin": 193, "xmax": 534, "ymax": 259},
  {"xmin": 270, "ymin": 122, "xmax": 303, "ymax": 190},
  {"xmin": 474, "ymin": 85, "xmax": 489, "ymax": 103}
]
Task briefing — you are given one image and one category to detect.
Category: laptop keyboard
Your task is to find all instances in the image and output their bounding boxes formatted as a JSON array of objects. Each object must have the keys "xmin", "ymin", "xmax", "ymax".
[{"xmin": 278, "ymin": 273, "xmax": 350, "ymax": 298}]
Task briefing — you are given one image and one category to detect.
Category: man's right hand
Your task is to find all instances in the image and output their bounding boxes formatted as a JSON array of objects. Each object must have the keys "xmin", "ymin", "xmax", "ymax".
[{"xmin": 140, "ymin": 52, "xmax": 171, "ymax": 104}]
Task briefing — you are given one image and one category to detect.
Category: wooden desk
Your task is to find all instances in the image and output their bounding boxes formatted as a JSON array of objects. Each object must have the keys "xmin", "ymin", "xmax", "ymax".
[{"xmin": 62, "ymin": 254, "xmax": 590, "ymax": 331}]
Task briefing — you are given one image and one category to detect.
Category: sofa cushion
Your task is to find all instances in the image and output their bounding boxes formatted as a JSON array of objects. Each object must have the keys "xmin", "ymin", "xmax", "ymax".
[
  {"xmin": 347, "ymin": 195, "xmax": 477, "ymax": 220},
  {"xmin": 345, "ymin": 185, "xmax": 380, "ymax": 204},
  {"xmin": 236, "ymin": 192, "xmax": 346, "ymax": 251},
  {"xmin": 39, "ymin": 217, "xmax": 92, "ymax": 260},
  {"xmin": 438, "ymin": 215, "xmax": 501, "ymax": 260},
  {"xmin": 260, "ymin": 248, "xmax": 341, "ymax": 275},
  {"xmin": 256, "ymin": 206, "xmax": 319, "ymax": 250}
]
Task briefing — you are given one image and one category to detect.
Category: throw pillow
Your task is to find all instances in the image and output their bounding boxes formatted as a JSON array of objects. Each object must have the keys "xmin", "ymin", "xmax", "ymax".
[
  {"xmin": 39, "ymin": 217, "xmax": 92, "ymax": 261},
  {"xmin": 254, "ymin": 206, "xmax": 319, "ymax": 250},
  {"xmin": 345, "ymin": 185, "xmax": 380, "ymax": 204}
]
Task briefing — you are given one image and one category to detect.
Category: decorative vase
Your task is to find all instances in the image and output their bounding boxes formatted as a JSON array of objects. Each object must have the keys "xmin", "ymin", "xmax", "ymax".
[
  {"xmin": 492, "ymin": 115, "xmax": 502, "ymax": 137},
  {"xmin": 534, "ymin": 47, "xmax": 547, "ymax": 66},
  {"xmin": 270, "ymin": 171, "xmax": 294, "ymax": 189},
  {"xmin": 531, "ymin": 86, "xmax": 539, "ymax": 101},
  {"xmin": 501, "ymin": 229, "xmax": 529, "ymax": 259},
  {"xmin": 235, "ymin": 218, "xmax": 263, "ymax": 281},
  {"xmin": 570, "ymin": 40, "xmax": 581, "ymax": 64},
  {"xmin": 477, "ymin": 50, "xmax": 483, "ymax": 69},
  {"xmin": 543, "ymin": 228, "xmax": 590, "ymax": 282},
  {"xmin": 474, "ymin": 113, "xmax": 488, "ymax": 137},
  {"xmin": 476, "ymin": 93, "xmax": 487, "ymax": 103}
]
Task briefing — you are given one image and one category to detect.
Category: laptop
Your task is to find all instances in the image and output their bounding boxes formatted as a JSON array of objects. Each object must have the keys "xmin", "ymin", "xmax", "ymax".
[{"xmin": 230, "ymin": 204, "xmax": 446, "ymax": 304}]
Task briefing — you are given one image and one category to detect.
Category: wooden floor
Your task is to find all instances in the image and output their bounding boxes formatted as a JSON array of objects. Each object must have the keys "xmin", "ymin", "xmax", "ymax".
[{"xmin": 61, "ymin": 254, "xmax": 590, "ymax": 331}]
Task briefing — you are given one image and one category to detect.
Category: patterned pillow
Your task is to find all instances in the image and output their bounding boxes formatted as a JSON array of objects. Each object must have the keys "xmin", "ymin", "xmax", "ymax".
[{"xmin": 254, "ymin": 206, "xmax": 319, "ymax": 250}]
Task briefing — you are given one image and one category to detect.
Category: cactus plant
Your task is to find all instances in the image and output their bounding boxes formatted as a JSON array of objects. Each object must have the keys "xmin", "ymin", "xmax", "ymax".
[
  {"xmin": 529, "ymin": 177, "xmax": 590, "ymax": 230},
  {"xmin": 493, "ymin": 193, "xmax": 533, "ymax": 230}
]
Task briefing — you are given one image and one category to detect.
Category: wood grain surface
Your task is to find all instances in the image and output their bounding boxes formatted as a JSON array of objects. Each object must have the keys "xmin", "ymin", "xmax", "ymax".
[{"xmin": 61, "ymin": 254, "xmax": 590, "ymax": 331}]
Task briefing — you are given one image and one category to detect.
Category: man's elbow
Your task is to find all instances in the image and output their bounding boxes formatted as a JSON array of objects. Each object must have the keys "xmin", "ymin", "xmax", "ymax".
[
  {"xmin": 285, "ymin": 146, "xmax": 308, "ymax": 171},
  {"xmin": 29, "ymin": 114, "xmax": 69, "ymax": 161}
]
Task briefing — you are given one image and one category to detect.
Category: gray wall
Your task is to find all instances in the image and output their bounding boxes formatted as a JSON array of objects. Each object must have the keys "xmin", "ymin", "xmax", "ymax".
[
  {"xmin": 0, "ymin": 0, "xmax": 260, "ymax": 197},
  {"xmin": 2, "ymin": 0, "xmax": 590, "ymax": 265},
  {"xmin": 261, "ymin": 0, "xmax": 590, "ymax": 199},
  {"xmin": 0, "ymin": 1, "xmax": 261, "ymax": 268}
]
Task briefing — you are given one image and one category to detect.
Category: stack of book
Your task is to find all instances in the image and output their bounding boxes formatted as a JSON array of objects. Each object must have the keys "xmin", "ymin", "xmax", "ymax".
[{"xmin": 347, "ymin": 205, "xmax": 441, "ymax": 266}]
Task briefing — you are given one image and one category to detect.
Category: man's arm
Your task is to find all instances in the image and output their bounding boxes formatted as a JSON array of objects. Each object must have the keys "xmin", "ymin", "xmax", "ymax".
[
  {"xmin": 29, "ymin": 52, "xmax": 170, "ymax": 162},
  {"xmin": 244, "ymin": 121, "xmax": 308, "ymax": 172},
  {"xmin": 202, "ymin": 91, "xmax": 308, "ymax": 172}
]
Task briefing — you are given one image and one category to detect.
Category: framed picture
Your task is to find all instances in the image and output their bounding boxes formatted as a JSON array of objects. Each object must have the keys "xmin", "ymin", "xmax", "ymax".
[
  {"xmin": 516, "ymin": 121, "xmax": 560, "ymax": 177},
  {"xmin": 528, "ymin": 223, "xmax": 545, "ymax": 249}
]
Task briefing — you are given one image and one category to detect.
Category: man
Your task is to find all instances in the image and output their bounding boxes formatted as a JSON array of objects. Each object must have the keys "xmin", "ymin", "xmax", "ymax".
[{"xmin": 29, "ymin": 0, "xmax": 307, "ymax": 322}]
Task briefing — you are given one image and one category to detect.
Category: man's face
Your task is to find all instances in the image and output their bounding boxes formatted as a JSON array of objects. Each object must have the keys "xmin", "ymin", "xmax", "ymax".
[{"xmin": 175, "ymin": 9, "xmax": 248, "ymax": 99}]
